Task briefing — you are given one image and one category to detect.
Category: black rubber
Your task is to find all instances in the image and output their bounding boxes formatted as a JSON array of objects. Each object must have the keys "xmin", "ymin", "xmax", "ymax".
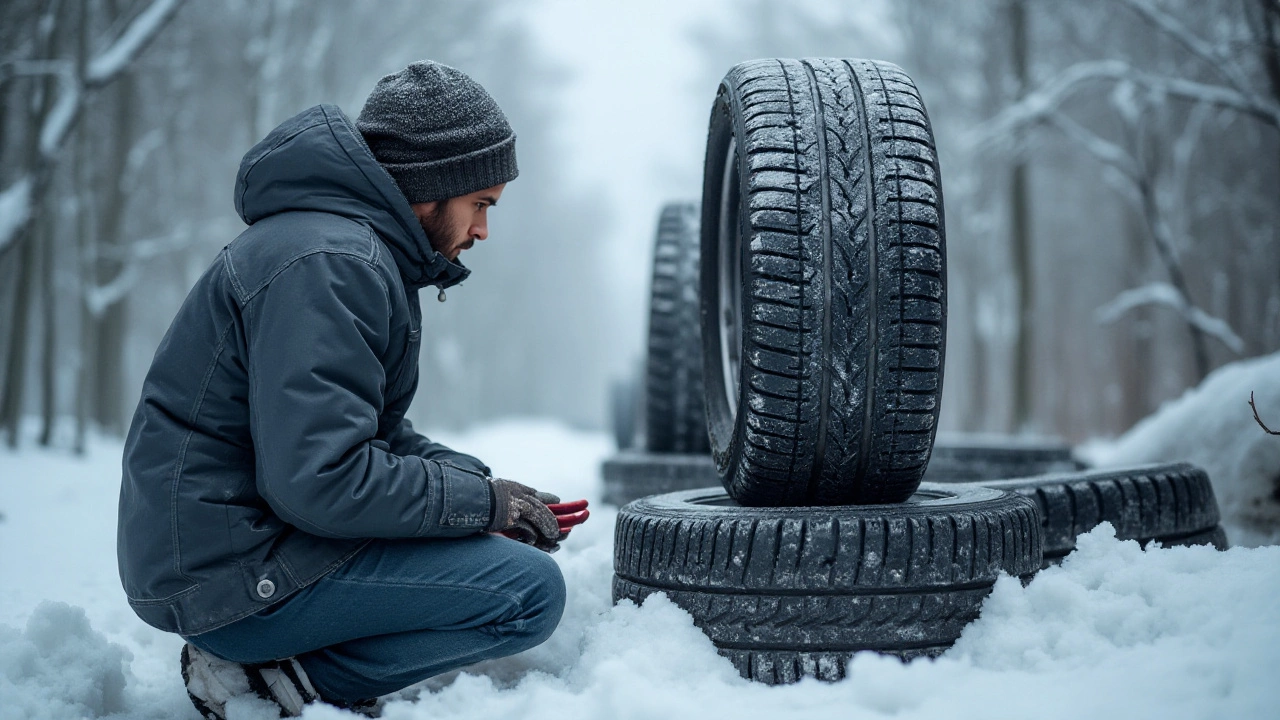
[
  {"xmin": 700, "ymin": 58, "xmax": 946, "ymax": 508},
  {"xmin": 981, "ymin": 462, "xmax": 1225, "ymax": 561},
  {"xmin": 646, "ymin": 202, "xmax": 710, "ymax": 454},
  {"xmin": 601, "ymin": 450, "xmax": 719, "ymax": 506},
  {"xmin": 924, "ymin": 434, "xmax": 1086, "ymax": 483},
  {"xmin": 612, "ymin": 484, "xmax": 1040, "ymax": 684}
]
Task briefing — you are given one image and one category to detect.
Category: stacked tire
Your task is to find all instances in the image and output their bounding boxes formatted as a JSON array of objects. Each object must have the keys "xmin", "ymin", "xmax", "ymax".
[{"xmin": 610, "ymin": 58, "xmax": 1226, "ymax": 685}]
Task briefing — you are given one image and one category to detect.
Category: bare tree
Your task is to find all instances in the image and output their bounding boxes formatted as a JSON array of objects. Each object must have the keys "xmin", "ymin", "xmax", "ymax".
[
  {"xmin": 973, "ymin": 0, "xmax": 1277, "ymax": 383},
  {"xmin": 0, "ymin": 0, "xmax": 185, "ymax": 445}
]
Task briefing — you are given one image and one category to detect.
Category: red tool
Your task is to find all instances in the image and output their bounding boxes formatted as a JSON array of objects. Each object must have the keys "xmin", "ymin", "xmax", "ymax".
[{"xmin": 548, "ymin": 499, "xmax": 589, "ymax": 536}]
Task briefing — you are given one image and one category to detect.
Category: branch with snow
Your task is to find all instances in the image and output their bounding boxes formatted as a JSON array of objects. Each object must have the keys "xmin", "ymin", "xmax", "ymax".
[
  {"xmin": 1118, "ymin": 0, "xmax": 1255, "ymax": 97},
  {"xmin": 971, "ymin": 59, "xmax": 1280, "ymax": 149},
  {"xmin": 1096, "ymin": 282, "xmax": 1246, "ymax": 354},
  {"xmin": 84, "ymin": 225, "xmax": 197, "ymax": 315},
  {"xmin": 0, "ymin": 177, "xmax": 33, "ymax": 253},
  {"xmin": 85, "ymin": 0, "xmax": 185, "ymax": 87}
]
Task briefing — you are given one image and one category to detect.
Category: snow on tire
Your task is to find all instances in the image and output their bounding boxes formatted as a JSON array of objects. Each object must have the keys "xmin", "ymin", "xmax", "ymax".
[
  {"xmin": 700, "ymin": 58, "xmax": 946, "ymax": 507},
  {"xmin": 612, "ymin": 484, "xmax": 1041, "ymax": 684},
  {"xmin": 982, "ymin": 462, "xmax": 1227, "ymax": 563},
  {"xmin": 601, "ymin": 451, "xmax": 718, "ymax": 507},
  {"xmin": 646, "ymin": 202, "xmax": 709, "ymax": 454},
  {"xmin": 924, "ymin": 433, "xmax": 1085, "ymax": 483}
]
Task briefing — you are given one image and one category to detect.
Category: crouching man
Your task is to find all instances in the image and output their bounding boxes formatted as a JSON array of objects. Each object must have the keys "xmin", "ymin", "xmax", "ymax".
[{"xmin": 117, "ymin": 61, "xmax": 585, "ymax": 718}]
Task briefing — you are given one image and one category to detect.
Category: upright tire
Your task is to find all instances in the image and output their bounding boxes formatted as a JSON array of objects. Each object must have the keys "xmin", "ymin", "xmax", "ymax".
[
  {"xmin": 613, "ymin": 484, "xmax": 1041, "ymax": 684},
  {"xmin": 646, "ymin": 203, "xmax": 709, "ymax": 453},
  {"xmin": 700, "ymin": 58, "xmax": 947, "ymax": 507}
]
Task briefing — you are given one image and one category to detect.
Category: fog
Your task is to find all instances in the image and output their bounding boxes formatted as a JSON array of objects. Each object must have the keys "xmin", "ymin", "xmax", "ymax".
[{"xmin": 2, "ymin": 0, "xmax": 1277, "ymax": 449}]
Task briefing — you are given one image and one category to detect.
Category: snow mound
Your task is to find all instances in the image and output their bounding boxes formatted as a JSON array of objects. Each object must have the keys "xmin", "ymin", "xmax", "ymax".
[
  {"xmin": 376, "ymin": 524, "xmax": 1280, "ymax": 720},
  {"xmin": 2, "ymin": 419, "xmax": 1277, "ymax": 719},
  {"xmin": 0, "ymin": 601, "xmax": 130, "ymax": 720},
  {"xmin": 1081, "ymin": 351, "xmax": 1280, "ymax": 546}
]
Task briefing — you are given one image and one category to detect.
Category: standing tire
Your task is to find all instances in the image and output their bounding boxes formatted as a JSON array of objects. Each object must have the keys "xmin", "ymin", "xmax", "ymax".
[
  {"xmin": 700, "ymin": 58, "xmax": 946, "ymax": 507},
  {"xmin": 924, "ymin": 433, "xmax": 1085, "ymax": 483},
  {"xmin": 982, "ymin": 462, "xmax": 1227, "ymax": 563},
  {"xmin": 601, "ymin": 451, "xmax": 719, "ymax": 506},
  {"xmin": 612, "ymin": 484, "xmax": 1041, "ymax": 684},
  {"xmin": 646, "ymin": 202, "xmax": 709, "ymax": 453}
]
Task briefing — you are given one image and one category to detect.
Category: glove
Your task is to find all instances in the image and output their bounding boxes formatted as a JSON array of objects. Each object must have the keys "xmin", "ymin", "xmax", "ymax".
[{"xmin": 488, "ymin": 479, "xmax": 562, "ymax": 552}]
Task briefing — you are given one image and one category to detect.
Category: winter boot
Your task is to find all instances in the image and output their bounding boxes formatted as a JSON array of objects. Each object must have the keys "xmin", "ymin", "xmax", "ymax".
[{"xmin": 180, "ymin": 643, "xmax": 321, "ymax": 718}]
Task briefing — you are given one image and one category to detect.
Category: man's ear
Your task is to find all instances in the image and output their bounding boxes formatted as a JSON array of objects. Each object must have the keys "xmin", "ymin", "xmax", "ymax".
[{"xmin": 410, "ymin": 201, "xmax": 440, "ymax": 220}]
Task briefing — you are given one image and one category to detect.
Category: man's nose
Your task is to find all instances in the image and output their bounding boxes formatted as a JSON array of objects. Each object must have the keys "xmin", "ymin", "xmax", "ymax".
[{"xmin": 471, "ymin": 221, "xmax": 488, "ymax": 241}]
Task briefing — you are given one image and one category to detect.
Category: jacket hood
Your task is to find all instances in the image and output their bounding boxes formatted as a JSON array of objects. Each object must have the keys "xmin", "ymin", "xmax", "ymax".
[{"xmin": 233, "ymin": 104, "xmax": 469, "ymax": 290}]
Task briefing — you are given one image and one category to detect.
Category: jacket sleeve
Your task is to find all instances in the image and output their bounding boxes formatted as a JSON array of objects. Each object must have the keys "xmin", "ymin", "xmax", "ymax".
[
  {"xmin": 245, "ymin": 251, "xmax": 492, "ymax": 539},
  {"xmin": 384, "ymin": 417, "xmax": 491, "ymax": 476}
]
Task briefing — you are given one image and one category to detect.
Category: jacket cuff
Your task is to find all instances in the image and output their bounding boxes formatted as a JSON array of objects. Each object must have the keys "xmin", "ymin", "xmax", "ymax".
[{"xmin": 436, "ymin": 461, "xmax": 492, "ymax": 531}]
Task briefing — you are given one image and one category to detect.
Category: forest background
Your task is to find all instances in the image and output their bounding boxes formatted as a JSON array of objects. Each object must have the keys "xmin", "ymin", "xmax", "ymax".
[{"xmin": 2, "ymin": 0, "xmax": 1277, "ymax": 450}]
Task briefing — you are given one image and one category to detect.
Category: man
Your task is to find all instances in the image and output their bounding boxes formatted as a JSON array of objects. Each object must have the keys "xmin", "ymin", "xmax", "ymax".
[{"xmin": 117, "ymin": 61, "xmax": 585, "ymax": 718}]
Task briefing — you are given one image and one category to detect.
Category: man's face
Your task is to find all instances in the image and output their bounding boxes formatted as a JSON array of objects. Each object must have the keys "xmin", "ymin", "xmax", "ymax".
[{"xmin": 410, "ymin": 184, "xmax": 506, "ymax": 262}]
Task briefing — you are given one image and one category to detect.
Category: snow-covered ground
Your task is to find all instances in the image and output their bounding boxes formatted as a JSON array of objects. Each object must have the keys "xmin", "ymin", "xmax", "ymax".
[{"xmin": 2, "ymin": 402, "xmax": 1279, "ymax": 719}]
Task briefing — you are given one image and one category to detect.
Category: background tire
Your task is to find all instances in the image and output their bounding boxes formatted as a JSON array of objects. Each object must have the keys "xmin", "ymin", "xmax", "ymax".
[
  {"xmin": 924, "ymin": 433, "xmax": 1085, "ymax": 483},
  {"xmin": 982, "ymin": 462, "xmax": 1226, "ymax": 562},
  {"xmin": 608, "ymin": 359, "xmax": 645, "ymax": 451},
  {"xmin": 601, "ymin": 451, "xmax": 719, "ymax": 506},
  {"xmin": 700, "ymin": 58, "xmax": 946, "ymax": 508},
  {"xmin": 612, "ymin": 484, "xmax": 1041, "ymax": 684},
  {"xmin": 646, "ymin": 202, "xmax": 709, "ymax": 453}
]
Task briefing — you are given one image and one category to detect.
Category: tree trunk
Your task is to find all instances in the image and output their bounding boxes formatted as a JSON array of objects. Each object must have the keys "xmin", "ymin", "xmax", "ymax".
[{"xmin": 1008, "ymin": 0, "xmax": 1035, "ymax": 433}]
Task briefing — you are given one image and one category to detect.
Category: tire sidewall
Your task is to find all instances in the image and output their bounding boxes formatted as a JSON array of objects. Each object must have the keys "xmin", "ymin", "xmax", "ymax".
[{"xmin": 700, "ymin": 80, "xmax": 750, "ymax": 496}]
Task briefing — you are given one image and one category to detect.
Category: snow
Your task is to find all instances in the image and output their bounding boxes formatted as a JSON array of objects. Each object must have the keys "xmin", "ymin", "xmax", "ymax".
[
  {"xmin": 1081, "ymin": 351, "xmax": 1280, "ymax": 547},
  {"xmin": 2, "ymin": 418, "xmax": 1278, "ymax": 719}
]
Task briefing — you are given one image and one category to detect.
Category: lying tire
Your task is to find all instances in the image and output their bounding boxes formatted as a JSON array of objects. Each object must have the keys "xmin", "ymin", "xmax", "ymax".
[
  {"xmin": 924, "ymin": 433, "xmax": 1085, "ymax": 483},
  {"xmin": 646, "ymin": 202, "xmax": 709, "ymax": 453},
  {"xmin": 612, "ymin": 484, "xmax": 1041, "ymax": 684},
  {"xmin": 700, "ymin": 58, "xmax": 946, "ymax": 507},
  {"xmin": 981, "ymin": 462, "xmax": 1226, "ymax": 562},
  {"xmin": 601, "ymin": 451, "xmax": 718, "ymax": 506}
]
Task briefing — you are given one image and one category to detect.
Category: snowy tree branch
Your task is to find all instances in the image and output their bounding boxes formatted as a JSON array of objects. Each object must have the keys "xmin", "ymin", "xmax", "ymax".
[
  {"xmin": 1118, "ymin": 0, "xmax": 1255, "ymax": 96},
  {"xmin": 1096, "ymin": 282, "xmax": 1246, "ymax": 354},
  {"xmin": 1044, "ymin": 111, "xmax": 1141, "ymax": 181},
  {"xmin": 0, "ymin": 177, "xmax": 33, "ymax": 253},
  {"xmin": 84, "ymin": 224, "xmax": 196, "ymax": 316},
  {"xmin": 972, "ymin": 59, "xmax": 1280, "ymax": 149},
  {"xmin": 85, "ymin": 0, "xmax": 185, "ymax": 88}
]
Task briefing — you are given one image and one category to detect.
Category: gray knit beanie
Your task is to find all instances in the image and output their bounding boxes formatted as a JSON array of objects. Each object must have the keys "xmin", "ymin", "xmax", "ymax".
[{"xmin": 357, "ymin": 61, "xmax": 518, "ymax": 204}]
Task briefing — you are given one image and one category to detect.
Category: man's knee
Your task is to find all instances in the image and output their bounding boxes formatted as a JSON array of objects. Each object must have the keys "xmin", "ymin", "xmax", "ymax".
[{"xmin": 508, "ymin": 544, "xmax": 566, "ymax": 644}]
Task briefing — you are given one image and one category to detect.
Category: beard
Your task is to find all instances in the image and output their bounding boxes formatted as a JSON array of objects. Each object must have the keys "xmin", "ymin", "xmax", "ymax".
[{"xmin": 417, "ymin": 203, "xmax": 469, "ymax": 260}]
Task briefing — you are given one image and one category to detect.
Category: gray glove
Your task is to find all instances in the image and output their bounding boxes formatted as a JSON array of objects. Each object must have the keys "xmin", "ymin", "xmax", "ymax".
[{"xmin": 488, "ymin": 479, "xmax": 562, "ymax": 552}]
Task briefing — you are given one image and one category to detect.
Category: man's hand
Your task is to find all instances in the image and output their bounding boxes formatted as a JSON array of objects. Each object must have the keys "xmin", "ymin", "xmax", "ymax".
[{"xmin": 488, "ymin": 479, "xmax": 562, "ymax": 551}]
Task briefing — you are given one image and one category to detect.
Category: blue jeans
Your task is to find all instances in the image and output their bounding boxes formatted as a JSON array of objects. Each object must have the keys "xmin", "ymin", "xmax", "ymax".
[{"xmin": 185, "ymin": 533, "xmax": 566, "ymax": 703}]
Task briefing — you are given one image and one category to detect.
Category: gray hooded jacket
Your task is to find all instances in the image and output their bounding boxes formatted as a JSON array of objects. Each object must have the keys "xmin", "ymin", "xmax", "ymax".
[{"xmin": 118, "ymin": 104, "xmax": 494, "ymax": 636}]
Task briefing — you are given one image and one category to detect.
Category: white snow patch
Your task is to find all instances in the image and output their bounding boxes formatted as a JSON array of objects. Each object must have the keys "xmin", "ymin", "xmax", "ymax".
[
  {"xmin": 0, "ymin": 418, "xmax": 1277, "ymax": 719},
  {"xmin": 1081, "ymin": 352, "xmax": 1280, "ymax": 546},
  {"xmin": 0, "ymin": 602, "xmax": 129, "ymax": 720}
]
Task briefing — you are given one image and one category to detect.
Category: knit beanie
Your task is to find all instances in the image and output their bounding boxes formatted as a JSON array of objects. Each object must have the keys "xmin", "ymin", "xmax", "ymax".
[{"xmin": 357, "ymin": 61, "xmax": 518, "ymax": 204}]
